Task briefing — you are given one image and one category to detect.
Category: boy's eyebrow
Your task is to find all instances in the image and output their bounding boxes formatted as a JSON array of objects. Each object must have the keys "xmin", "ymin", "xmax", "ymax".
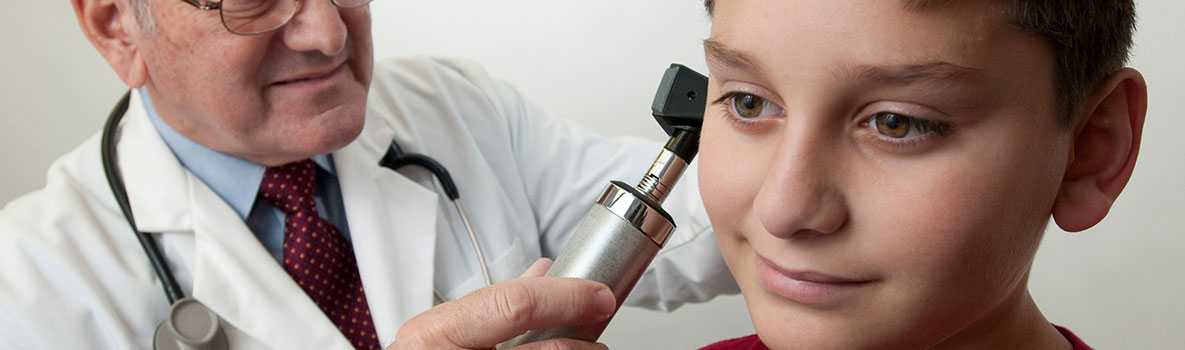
[
  {"xmin": 704, "ymin": 38, "xmax": 982, "ymax": 86},
  {"xmin": 848, "ymin": 62, "xmax": 984, "ymax": 85},
  {"xmin": 703, "ymin": 38, "xmax": 765, "ymax": 75}
]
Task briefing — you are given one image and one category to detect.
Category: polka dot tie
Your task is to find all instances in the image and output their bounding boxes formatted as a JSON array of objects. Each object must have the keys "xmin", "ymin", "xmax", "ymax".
[{"xmin": 258, "ymin": 160, "xmax": 381, "ymax": 350}]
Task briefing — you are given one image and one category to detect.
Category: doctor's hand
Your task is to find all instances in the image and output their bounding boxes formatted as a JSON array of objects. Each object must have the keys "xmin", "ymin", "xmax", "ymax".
[{"xmin": 389, "ymin": 259, "xmax": 614, "ymax": 350}]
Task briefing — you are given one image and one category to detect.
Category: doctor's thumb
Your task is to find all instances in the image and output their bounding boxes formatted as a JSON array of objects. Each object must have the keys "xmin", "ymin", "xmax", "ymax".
[{"xmin": 390, "ymin": 276, "xmax": 616, "ymax": 349}]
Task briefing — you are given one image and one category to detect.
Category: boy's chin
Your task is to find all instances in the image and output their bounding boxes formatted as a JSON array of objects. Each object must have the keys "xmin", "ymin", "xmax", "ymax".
[{"xmin": 746, "ymin": 295, "xmax": 911, "ymax": 349}]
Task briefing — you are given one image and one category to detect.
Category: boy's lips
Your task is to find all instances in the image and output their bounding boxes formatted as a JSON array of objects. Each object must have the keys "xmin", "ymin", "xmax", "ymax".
[{"xmin": 755, "ymin": 255, "xmax": 877, "ymax": 307}]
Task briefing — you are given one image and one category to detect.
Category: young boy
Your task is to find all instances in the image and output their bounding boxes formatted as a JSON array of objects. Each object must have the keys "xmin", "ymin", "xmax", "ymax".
[{"xmin": 694, "ymin": 0, "xmax": 1146, "ymax": 349}]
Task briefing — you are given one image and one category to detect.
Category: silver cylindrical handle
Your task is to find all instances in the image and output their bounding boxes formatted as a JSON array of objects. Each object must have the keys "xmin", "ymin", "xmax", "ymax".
[
  {"xmin": 502, "ymin": 182, "xmax": 674, "ymax": 347},
  {"xmin": 636, "ymin": 148, "xmax": 687, "ymax": 204}
]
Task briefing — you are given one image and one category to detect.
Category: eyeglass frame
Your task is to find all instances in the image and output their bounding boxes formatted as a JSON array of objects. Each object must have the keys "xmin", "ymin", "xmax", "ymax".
[{"xmin": 178, "ymin": 0, "xmax": 374, "ymax": 35}]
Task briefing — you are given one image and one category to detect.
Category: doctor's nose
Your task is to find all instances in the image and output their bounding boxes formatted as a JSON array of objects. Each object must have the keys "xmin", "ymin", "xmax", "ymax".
[
  {"xmin": 281, "ymin": 0, "xmax": 349, "ymax": 57},
  {"xmin": 752, "ymin": 132, "xmax": 849, "ymax": 240}
]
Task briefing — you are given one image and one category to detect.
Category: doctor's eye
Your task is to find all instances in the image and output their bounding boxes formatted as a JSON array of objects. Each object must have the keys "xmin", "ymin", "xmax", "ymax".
[{"xmin": 865, "ymin": 112, "xmax": 951, "ymax": 143}]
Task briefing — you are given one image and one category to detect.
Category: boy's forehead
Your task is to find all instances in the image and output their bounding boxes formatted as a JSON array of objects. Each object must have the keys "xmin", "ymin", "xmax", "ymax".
[
  {"xmin": 705, "ymin": 0, "xmax": 976, "ymax": 13},
  {"xmin": 704, "ymin": 0, "xmax": 1027, "ymax": 75},
  {"xmin": 703, "ymin": 0, "xmax": 1058, "ymax": 117},
  {"xmin": 901, "ymin": 0, "xmax": 958, "ymax": 10}
]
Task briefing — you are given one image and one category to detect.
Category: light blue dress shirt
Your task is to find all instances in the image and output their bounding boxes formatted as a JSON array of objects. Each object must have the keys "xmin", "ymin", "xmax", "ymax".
[{"xmin": 139, "ymin": 89, "xmax": 353, "ymax": 262}]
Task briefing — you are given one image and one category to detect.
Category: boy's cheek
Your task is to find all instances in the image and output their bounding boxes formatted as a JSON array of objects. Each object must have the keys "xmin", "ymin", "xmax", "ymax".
[
  {"xmin": 698, "ymin": 119, "xmax": 770, "ymax": 236},
  {"xmin": 851, "ymin": 138, "xmax": 1061, "ymax": 299}
]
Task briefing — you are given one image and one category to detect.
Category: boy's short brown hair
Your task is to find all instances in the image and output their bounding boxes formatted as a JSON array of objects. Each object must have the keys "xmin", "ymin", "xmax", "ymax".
[{"xmin": 703, "ymin": 0, "xmax": 1137, "ymax": 126}]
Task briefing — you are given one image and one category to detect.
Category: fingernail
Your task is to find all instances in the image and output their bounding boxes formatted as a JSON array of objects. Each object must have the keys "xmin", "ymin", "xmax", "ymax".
[{"xmin": 595, "ymin": 287, "xmax": 617, "ymax": 319}]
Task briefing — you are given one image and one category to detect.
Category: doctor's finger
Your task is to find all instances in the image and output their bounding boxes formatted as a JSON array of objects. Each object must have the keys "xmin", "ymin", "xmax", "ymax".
[
  {"xmin": 509, "ymin": 338, "xmax": 609, "ymax": 350},
  {"xmin": 519, "ymin": 258, "xmax": 554, "ymax": 278},
  {"xmin": 401, "ymin": 277, "xmax": 616, "ymax": 349}
]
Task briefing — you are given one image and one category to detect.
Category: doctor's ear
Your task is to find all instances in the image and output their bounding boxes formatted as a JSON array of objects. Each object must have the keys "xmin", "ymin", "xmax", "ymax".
[
  {"xmin": 72, "ymin": 0, "xmax": 149, "ymax": 88},
  {"xmin": 1052, "ymin": 68, "xmax": 1148, "ymax": 232}
]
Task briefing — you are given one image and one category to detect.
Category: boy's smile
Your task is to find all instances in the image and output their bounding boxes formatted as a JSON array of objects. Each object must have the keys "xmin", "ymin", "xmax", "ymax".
[
  {"xmin": 754, "ymin": 253, "xmax": 879, "ymax": 308},
  {"xmin": 698, "ymin": 0, "xmax": 1081, "ymax": 348}
]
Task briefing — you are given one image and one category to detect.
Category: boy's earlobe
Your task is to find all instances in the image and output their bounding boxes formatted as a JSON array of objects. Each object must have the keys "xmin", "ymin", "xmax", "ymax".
[{"xmin": 1053, "ymin": 68, "xmax": 1148, "ymax": 232}]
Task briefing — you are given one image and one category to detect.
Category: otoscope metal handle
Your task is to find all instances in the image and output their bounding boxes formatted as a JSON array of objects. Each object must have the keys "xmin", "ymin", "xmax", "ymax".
[
  {"xmin": 501, "ymin": 63, "xmax": 707, "ymax": 348},
  {"xmin": 501, "ymin": 181, "xmax": 675, "ymax": 346}
]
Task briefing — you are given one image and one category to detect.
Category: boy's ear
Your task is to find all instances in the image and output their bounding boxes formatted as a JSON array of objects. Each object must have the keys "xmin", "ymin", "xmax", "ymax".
[
  {"xmin": 1052, "ymin": 68, "xmax": 1148, "ymax": 232},
  {"xmin": 72, "ymin": 0, "xmax": 149, "ymax": 87}
]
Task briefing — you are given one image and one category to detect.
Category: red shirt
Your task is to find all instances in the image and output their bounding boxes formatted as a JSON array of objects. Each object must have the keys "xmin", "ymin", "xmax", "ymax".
[{"xmin": 700, "ymin": 326, "xmax": 1092, "ymax": 350}]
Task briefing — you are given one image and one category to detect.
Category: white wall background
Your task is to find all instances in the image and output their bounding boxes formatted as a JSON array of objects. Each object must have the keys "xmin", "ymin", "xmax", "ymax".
[{"xmin": 2, "ymin": 1, "xmax": 1182, "ymax": 348}]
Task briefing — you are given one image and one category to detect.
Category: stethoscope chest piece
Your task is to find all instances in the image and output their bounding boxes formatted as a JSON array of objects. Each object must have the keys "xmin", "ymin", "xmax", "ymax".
[{"xmin": 153, "ymin": 298, "xmax": 228, "ymax": 350}]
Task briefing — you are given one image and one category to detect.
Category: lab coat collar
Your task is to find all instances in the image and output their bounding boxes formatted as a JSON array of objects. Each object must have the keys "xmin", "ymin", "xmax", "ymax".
[
  {"xmin": 192, "ymin": 113, "xmax": 441, "ymax": 348},
  {"xmin": 333, "ymin": 112, "xmax": 440, "ymax": 346},
  {"xmin": 118, "ymin": 91, "xmax": 193, "ymax": 233},
  {"xmin": 120, "ymin": 91, "xmax": 441, "ymax": 347},
  {"xmin": 184, "ymin": 118, "xmax": 441, "ymax": 348},
  {"xmin": 117, "ymin": 93, "xmax": 351, "ymax": 347},
  {"xmin": 138, "ymin": 88, "xmax": 336, "ymax": 220}
]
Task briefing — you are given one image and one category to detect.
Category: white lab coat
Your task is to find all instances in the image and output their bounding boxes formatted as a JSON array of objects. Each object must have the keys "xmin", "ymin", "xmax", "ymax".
[{"xmin": 0, "ymin": 57, "xmax": 737, "ymax": 349}]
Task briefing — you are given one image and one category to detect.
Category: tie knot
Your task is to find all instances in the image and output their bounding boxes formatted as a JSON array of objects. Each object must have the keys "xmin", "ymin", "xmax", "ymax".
[{"xmin": 259, "ymin": 160, "xmax": 318, "ymax": 215}]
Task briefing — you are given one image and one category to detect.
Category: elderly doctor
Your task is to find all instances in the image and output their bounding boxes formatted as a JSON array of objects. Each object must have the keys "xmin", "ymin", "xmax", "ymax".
[{"xmin": 0, "ymin": 0, "xmax": 736, "ymax": 349}]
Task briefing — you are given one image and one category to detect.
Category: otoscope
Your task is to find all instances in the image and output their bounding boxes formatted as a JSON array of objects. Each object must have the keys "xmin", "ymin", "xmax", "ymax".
[{"xmin": 503, "ymin": 64, "xmax": 708, "ymax": 347}]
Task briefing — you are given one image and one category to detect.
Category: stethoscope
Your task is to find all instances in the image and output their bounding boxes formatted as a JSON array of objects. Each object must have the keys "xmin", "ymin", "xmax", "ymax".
[{"xmin": 101, "ymin": 91, "xmax": 494, "ymax": 349}]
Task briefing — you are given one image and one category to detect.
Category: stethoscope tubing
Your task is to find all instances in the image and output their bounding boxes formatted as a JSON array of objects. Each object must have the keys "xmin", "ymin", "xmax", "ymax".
[
  {"xmin": 379, "ymin": 142, "xmax": 493, "ymax": 288},
  {"xmin": 103, "ymin": 90, "xmax": 494, "ymax": 312},
  {"xmin": 450, "ymin": 198, "xmax": 492, "ymax": 286},
  {"xmin": 102, "ymin": 91, "xmax": 187, "ymax": 304}
]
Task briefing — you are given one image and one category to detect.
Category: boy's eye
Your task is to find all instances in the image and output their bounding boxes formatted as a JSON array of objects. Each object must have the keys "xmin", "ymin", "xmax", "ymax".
[
  {"xmin": 867, "ymin": 112, "xmax": 949, "ymax": 141},
  {"xmin": 729, "ymin": 93, "xmax": 781, "ymax": 119},
  {"xmin": 874, "ymin": 113, "xmax": 911, "ymax": 138}
]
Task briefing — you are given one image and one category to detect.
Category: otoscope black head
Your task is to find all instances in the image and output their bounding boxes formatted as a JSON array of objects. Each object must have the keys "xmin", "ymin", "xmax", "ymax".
[{"xmin": 651, "ymin": 64, "xmax": 708, "ymax": 161}]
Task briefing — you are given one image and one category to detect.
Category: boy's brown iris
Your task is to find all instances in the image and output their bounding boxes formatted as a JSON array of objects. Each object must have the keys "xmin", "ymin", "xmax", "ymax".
[
  {"xmin": 874, "ymin": 112, "xmax": 911, "ymax": 138},
  {"xmin": 733, "ymin": 93, "xmax": 767, "ymax": 119}
]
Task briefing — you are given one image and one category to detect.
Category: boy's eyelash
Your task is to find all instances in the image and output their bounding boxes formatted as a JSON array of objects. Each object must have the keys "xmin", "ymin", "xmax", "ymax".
[
  {"xmin": 901, "ymin": 116, "xmax": 952, "ymax": 136},
  {"xmin": 861, "ymin": 112, "xmax": 955, "ymax": 148},
  {"xmin": 711, "ymin": 92, "xmax": 739, "ymax": 106}
]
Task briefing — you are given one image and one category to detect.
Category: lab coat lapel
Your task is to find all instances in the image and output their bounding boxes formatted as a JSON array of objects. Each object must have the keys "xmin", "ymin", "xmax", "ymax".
[
  {"xmin": 120, "ymin": 87, "xmax": 438, "ymax": 347},
  {"xmin": 188, "ymin": 181, "xmax": 355, "ymax": 349},
  {"xmin": 334, "ymin": 130, "xmax": 439, "ymax": 347},
  {"xmin": 117, "ymin": 91, "xmax": 351, "ymax": 348},
  {"xmin": 117, "ymin": 91, "xmax": 192, "ymax": 232}
]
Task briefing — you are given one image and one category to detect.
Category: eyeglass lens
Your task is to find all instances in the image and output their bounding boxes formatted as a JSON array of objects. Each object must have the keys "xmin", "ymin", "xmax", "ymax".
[{"xmin": 220, "ymin": 0, "xmax": 372, "ymax": 35}]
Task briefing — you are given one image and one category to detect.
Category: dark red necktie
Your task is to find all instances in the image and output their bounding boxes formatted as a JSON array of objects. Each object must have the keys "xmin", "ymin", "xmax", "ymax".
[{"xmin": 258, "ymin": 160, "xmax": 381, "ymax": 350}]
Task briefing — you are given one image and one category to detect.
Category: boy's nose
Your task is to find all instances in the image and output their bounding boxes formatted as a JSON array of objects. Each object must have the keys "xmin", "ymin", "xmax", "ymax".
[
  {"xmin": 281, "ymin": 0, "xmax": 348, "ymax": 57},
  {"xmin": 752, "ymin": 131, "xmax": 848, "ymax": 240}
]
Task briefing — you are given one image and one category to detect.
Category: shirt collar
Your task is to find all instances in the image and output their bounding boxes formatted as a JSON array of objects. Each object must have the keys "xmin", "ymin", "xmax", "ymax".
[{"xmin": 139, "ymin": 89, "xmax": 336, "ymax": 219}]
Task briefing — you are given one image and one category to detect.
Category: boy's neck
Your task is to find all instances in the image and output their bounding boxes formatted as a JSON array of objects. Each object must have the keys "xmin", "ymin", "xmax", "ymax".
[{"xmin": 934, "ymin": 285, "xmax": 1072, "ymax": 350}]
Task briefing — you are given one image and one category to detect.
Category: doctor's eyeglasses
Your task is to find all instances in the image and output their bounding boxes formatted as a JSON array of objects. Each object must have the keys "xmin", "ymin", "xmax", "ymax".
[{"xmin": 179, "ymin": 0, "xmax": 374, "ymax": 35}]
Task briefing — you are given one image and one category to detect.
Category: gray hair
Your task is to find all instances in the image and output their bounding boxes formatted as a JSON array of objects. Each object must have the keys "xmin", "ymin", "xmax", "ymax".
[{"xmin": 130, "ymin": 0, "xmax": 156, "ymax": 32}]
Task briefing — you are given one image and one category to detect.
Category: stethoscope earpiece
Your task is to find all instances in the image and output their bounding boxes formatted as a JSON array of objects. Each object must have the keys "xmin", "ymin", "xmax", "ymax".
[{"xmin": 153, "ymin": 298, "xmax": 228, "ymax": 350}]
